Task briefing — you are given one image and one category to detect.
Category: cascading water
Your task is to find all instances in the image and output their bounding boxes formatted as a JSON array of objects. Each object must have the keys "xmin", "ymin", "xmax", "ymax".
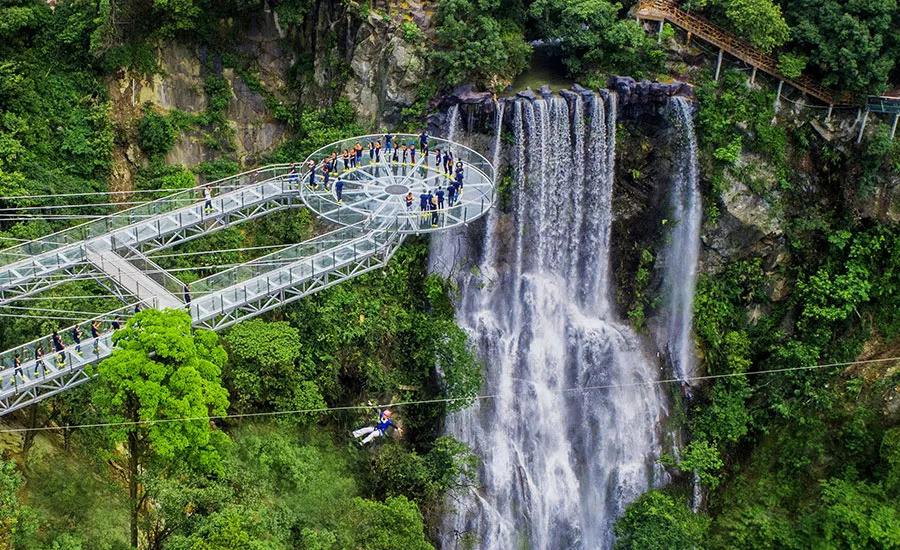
[
  {"xmin": 446, "ymin": 104, "xmax": 461, "ymax": 142},
  {"xmin": 442, "ymin": 93, "xmax": 667, "ymax": 549},
  {"xmin": 656, "ymin": 96, "xmax": 701, "ymax": 383}
]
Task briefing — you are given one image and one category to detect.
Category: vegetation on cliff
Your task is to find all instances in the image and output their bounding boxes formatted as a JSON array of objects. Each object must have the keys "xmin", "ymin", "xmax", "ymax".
[{"xmin": 0, "ymin": 0, "xmax": 898, "ymax": 548}]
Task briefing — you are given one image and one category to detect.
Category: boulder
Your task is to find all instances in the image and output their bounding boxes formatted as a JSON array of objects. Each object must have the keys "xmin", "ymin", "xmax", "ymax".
[
  {"xmin": 608, "ymin": 76, "xmax": 694, "ymax": 107},
  {"xmin": 448, "ymin": 84, "xmax": 491, "ymax": 105}
]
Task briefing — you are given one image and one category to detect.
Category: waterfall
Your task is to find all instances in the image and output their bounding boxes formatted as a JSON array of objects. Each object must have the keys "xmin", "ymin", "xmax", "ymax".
[
  {"xmin": 490, "ymin": 100, "xmax": 505, "ymax": 169},
  {"xmin": 657, "ymin": 96, "xmax": 701, "ymax": 383},
  {"xmin": 447, "ymin": 104, "xmax": 461, "ymax": 142},
  {"xmin": 442, "ymin": 93, "xmax": 667, "ymax": 549}
]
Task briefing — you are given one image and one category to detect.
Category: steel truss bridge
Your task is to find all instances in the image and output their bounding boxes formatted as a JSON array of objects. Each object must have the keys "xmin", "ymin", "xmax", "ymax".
[{"xmin": 0, "ymin": 134, "xmax": 495, "ymax": 416}]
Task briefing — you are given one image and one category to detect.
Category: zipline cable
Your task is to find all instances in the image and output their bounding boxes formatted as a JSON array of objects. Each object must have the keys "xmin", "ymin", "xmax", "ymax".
[
  {"xmin": 0, "ymin": 356, "xmax": 896, "ymax": 434},
  {"xmin": 0, "ymin": 183, "xmax": 258, "ymax": 202}
]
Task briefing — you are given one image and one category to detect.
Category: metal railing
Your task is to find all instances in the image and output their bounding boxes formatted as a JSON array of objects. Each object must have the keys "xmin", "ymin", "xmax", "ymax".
[
  {"xmin": 0, "ymin": 165, "xmax": 294, "ymax": 266},
  {"xmin": 636, "ymin": 0, "xmax": 857, "ymax": 105},
  {"xmin": 0, "ymin": 303, "xmax": 142, "ymax": 394},
  {"xmin": 298, "ymin": 133, "xmax": 496, "ymax": 233},
  {"xmin": 113, "ymin": 239, "xmax": 186, "ymax": 298}
]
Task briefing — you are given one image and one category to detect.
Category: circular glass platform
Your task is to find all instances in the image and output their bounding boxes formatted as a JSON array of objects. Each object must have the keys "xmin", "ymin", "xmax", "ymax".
[{"xmin": 299, "ymin": 134, "xmax": 496, "ymax": 234}]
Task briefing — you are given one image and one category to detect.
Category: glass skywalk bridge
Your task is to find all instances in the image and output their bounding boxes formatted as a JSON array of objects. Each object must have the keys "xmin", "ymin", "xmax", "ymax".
[{"xmin": 0, "ymin": 134, "xmax": 495, "ymax": 415}]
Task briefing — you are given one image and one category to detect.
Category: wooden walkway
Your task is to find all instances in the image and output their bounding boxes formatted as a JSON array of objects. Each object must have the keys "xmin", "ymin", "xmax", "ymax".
[{"xmin": 635, "ymin": 0, "xmax": 856, "ymax": 106}]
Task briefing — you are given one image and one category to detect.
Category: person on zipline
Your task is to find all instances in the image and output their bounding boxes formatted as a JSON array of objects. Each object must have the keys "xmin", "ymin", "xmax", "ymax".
[{"xmin": 352, "ymin": 408, "xmax": 401, "ymax": 445}]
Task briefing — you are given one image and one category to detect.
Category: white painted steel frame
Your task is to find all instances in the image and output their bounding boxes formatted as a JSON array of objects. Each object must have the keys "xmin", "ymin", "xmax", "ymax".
[{"xmin": 0, "ymin": 135, "xmax": 495, "ymax": 415}]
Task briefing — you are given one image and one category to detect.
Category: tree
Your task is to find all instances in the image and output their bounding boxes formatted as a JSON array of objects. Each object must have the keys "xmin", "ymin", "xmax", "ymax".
[
  {"xmin": 223, "ymin": 319, "xmax": 325, "ymax": 416},
  {"xmin": 0, "ymin": 460, "xmax": 26, "ymax": 550},
  {"xmin": 783, "ymin": 0, "xmax": 897, "ymax": 94},
  {"xmin": 614, "ymin": 491, "xmax": 708, "ymax": 549},
  {"xmin": 432, "ymin": 0, "xmax": 530, "ymax": 88},
  {"xmin": 660, "ymin": 440, "xmax": 725, "ymax": 489},
  {"xmin": 813, "ymin": 478, "xmax": 900, "ymax": 547},
  {"xmin": 528, "ymin": 0, "xmax": 665, "ymax": 78},
  {"xmin": 90, "ymin": 309, "xmax": 230, "ymax": 548},
  {"xmin": 685, "ymin": 0, "xmax": 789, "ymax": 53},
  {"xmin": 335, "ymin": 496, "xmax": 433, "ymax": 550}
]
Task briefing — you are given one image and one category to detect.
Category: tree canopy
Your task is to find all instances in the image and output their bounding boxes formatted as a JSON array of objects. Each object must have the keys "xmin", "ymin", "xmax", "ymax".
[{"xmin": 91, "ymin": 308, "xmax": 231, "ymax": 547}]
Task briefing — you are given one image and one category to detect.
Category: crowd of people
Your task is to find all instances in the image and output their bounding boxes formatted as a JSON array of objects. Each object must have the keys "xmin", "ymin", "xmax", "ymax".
[
  {"xmin": 5, "ymin": 306, "xmax": 140, "ymax": 385},
  {"xmin": 285, "ymin": 131, "xmax": 470, "ymax": 227}
]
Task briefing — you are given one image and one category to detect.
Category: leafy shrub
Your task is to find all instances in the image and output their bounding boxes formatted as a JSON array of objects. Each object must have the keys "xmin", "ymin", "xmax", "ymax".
[
  {"xmin": 614, "ymin": 491, "xmax": 708, "ymax": 549},
  {"xmin": 432, "ymin": 0, "xmax": 530, "ymax": 88},
  {"xmin": 137, "ymin": 105, "xmax": 177, "ymax": 158},
  {"xmin": 777, "ymin": 53, "xmax": 807, "ymax": 78},
  {"xmin": 400, "ymin": 21, "xmax": 424, "ymax": 43}
]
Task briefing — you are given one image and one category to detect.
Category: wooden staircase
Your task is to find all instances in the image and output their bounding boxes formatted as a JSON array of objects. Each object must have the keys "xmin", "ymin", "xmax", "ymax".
[{"xmin": 635, "ymin": 0, "xmax": 857, "ymax": 106}]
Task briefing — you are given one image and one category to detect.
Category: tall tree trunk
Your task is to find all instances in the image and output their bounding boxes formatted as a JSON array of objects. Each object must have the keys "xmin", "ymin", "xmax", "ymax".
[
  {"xmin": 21, "ymin": 404, "xmax": 39, "ymax": 458},
  {"xmin": 128, "ymin": 431, "xmax": 139, "ymax": 549}
]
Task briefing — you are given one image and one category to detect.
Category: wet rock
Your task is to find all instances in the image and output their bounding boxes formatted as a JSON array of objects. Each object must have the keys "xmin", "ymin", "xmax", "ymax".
[
  {"xmin": 608, "ymin": 76, "xmax": 694, "ymax": 107},
  {"xmin": 448, "ymin": 84, "xmax": 493, "ymax": 105},
  {"xmin": 571, "ymin": 83, "xmax": 594, "ymax": 97},
  {"xmin": 559, "ymin": 89, "xmax": 579, "ymax": 103},
  {"xmin": 516, "ymin": 88, "xmax": 537, "ymax": 101},
  {"xmin": 539, "ymin": 85, "xmax": 553, "ymax": 99},
  {"xmin": 700, "ymin": 155, "xmax": 786, "ymax": 272}
]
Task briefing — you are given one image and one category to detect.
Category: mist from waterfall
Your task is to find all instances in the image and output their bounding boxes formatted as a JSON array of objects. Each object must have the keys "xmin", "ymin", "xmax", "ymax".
[
  {"xmin": 657, "ymin": 96, "xmax": 701, "ymax": 383},
  {"xmin": 441, "ymin": 93, "xmax": 668, "ymax": 549}
]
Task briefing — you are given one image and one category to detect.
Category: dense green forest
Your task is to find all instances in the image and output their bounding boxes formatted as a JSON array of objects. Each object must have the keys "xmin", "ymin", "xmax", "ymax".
[{"xmin": 0, "ymin": 0, "xmax": 898, "ymax": 548}]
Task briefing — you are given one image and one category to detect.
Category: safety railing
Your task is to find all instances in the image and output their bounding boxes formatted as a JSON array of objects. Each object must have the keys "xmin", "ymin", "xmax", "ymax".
[
  {"xmin": 299, "ymin": 133, "xmax": 496, "ymax": 233},
  {"xmin": 302, "ymin": 133, "xmax": 495, "ymax": 188},
  {"xmin": 0, "ymin": 303, "xmax": 142, "ymax": 394},
  {"xmin": 189, "ymin": 223, "xmax": 373, "ymax": 294},
  {"xmin": 113, "ymin": 239, "xmax": 186, "ymax": 298},
  {"xmin": 188, "ymin": 217, "xmax": 403, "ymax": 323},
  {"xmin": 0, "ymin": 164, "xmax": 296, "ymax": 271},
  {"xmin": 636, "ymin": 0, "xmax": 857, "ymax": 105}
]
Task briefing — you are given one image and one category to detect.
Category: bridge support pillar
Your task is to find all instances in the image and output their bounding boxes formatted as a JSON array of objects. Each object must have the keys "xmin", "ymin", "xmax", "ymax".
[
  {"xmin": 686, "ymin": 31, "xmax": 692, "ymax": 46},
  {"xmin": 658, "ymin": 20, "xmax": 664, "ymax": 42},
  {"xmin": 856, "ymin": 109, "xmax": 869, "ymax": 144},
  {"xmin": 774, "ymin": 80, "xmax": 783, "ymax": 113},
  {"xmin": 714, "ymin": 49, "xmax": 724, "ymax": 81},
  {"xmin": 890, "ymin": 113, "xmax": 898, "ymax": 141},
  {"xmin": 826, "ymin": 104, "xmax": 833, "ymax": 122},
  {"xmin": 749, "ymin": 67, "xmax": 757, "ymax": 87}
]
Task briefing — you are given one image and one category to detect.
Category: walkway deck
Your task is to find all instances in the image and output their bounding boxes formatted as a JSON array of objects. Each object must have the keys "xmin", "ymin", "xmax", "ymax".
[
  {"xmin": 635, "ymin": 0, "xmax": 855, "ymax": 106},
  {"xmin": 0, "ymin": 134, "xmax": 497, "ymax": 415}
]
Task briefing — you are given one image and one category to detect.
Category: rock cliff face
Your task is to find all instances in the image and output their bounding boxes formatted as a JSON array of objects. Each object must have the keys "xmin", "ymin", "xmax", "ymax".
[
  {"xmin": 106, "ymin": 1, "xmax": 429, "ymax": 190},
  {"xmin": 343, "ymin": 13, "xmax": 426, "ymax": 127}
]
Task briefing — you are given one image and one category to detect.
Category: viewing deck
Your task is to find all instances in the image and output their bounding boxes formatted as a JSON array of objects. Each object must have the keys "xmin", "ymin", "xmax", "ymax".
[{"xmin": 0, "ymin": 134, "xmax": 496, "ymax": 415}]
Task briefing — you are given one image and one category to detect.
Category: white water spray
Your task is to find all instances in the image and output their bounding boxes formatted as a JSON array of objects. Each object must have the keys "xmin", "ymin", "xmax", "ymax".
[
  {"xmin": 442, "ymin": 93, "xmax": 667, "ymax": 549},
  {"xmin": 657, "ymin": 96, "xmax": 701, "ymax": 383}
]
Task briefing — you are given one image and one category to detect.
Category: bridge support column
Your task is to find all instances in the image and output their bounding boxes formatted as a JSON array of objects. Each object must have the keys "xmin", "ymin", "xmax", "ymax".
[
  {"xmin": 714, "ymin": 49, "xmax": 724, "ymax": 81},
  {"xmin": 686, "ymin": 31, "xmax": 692, "ymax": 46},
  {"xmin": 658, "ymin": 20, "xmax": 664, "ymax": 42},
  {"xmin": 826, "ymin": 104, "xmax": 833, "ymax": 122},
  {"xmin": 774, "ymin": 80, "xmax": 783, "ymax": 113},
  {"xmin": 890, "ymin": 113, "xmax": 898, "ymax": 141},
  {"xmin": 856, "ymin": 109, "xmax": 869, "ymax": 144},
  {"xmin": 749, "ymin": 67, "xmax": 757, "ymax": 87}
]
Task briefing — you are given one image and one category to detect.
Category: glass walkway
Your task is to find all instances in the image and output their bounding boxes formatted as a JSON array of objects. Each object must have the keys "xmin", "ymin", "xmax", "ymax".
[{"xmin": 0, "ymin": 134, "xmax": 495, "ymax": 416}]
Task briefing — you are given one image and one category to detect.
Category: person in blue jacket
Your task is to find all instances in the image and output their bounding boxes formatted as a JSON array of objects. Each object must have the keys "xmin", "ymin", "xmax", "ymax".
[
  {"xmin": 335, "ymin": 176, "xmax": 344, "ymax": 204},
  {"xmin": 352, "ymin": 408, "xmax": 401, "ymax": 445}
]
